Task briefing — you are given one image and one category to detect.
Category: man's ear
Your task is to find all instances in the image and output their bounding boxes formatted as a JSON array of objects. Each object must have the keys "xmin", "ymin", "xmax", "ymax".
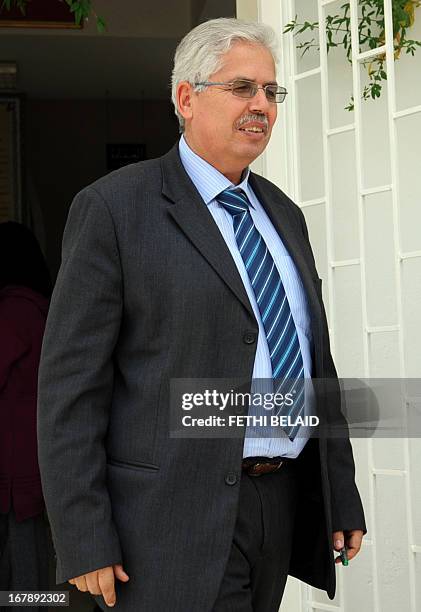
[{"xmin": 177, "ymin": 81, "xmax": 194, "ymax": 123}]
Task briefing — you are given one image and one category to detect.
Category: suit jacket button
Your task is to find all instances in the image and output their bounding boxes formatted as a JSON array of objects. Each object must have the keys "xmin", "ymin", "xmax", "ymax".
[
  {"xmin": 243, "ymin": 331, "xmax": 256, "ymax": 345},
  {"xmin": 225, "ymin": 472, "xmax": 238, "ymax": 486}
]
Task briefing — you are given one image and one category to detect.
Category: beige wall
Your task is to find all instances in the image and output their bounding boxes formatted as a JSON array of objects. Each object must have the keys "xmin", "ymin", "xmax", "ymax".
[
  {"xmin": 26, "ymin": 99, "xmax": 179, "ymax": 278},
  {"xmin": 236, "ymin": 0, "xmax": 258, "ymax": 21}
]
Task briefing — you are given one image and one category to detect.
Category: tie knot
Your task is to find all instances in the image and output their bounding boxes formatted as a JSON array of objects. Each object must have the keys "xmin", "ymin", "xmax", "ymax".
[{"xmin": 216, "ymin": 188, "xmax": 250, "ymax": 217}]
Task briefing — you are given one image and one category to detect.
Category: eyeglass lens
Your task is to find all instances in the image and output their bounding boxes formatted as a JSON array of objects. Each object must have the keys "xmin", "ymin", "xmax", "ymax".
[{"xmin": 232, "ymin": 80, "xmax": 286, "ymax": 103}]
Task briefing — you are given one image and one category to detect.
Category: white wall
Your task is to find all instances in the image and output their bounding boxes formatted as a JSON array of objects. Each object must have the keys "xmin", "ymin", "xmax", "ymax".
[{"xmin": 237, "ymin": 1, "xmax": 421, "ymax": 610}]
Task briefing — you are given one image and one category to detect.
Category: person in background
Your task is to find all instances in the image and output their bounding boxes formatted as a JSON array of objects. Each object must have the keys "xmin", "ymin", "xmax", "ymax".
[{"xmin": 0, "ymin": 221, "xmax": 51, "ymax": 601}]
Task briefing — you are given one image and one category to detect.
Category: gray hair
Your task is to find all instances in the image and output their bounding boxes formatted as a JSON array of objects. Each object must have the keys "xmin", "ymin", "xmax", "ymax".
[{"xmin": 171, "ymin": 17, "xmax": 279, "ymax": 131}]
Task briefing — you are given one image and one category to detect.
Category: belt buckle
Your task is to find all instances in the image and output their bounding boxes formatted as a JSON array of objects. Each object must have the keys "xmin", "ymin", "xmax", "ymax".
[
  {"xmin": 271, "ymin": 459, "xmax": 284, "ymax": 474},
  {"xmin": 249, "ymin": 459, "xmax": 283, "ymax": 477},
  {"xmin": 274, "ymin": 459, "xmax": 283, "ymax": 470},
  {"xmin": 249, "ymin": 461, "xmax": 263, "ymax": 477}
]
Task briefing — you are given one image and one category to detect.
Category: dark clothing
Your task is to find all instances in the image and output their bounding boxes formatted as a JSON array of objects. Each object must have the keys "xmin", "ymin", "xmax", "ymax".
[
  {"xmin": 0, "ymin": 508, "xmax": 50, "ymax": 611},
  {"xmin": 0, "ymin": 286, "xmax": 48, "ymax": 522},
  {"xmin": 212, "ymin": 464, "xmax": 298, "ymax": 612},
  {"xmin": 38, "ymin": 143, "xmax": 366, "ymax": 610}
]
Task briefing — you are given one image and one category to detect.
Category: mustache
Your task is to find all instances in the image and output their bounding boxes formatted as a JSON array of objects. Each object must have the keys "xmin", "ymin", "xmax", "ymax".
[{"xmin": 235, "ymin": 113, "xmax": 269, "ymax": 129}]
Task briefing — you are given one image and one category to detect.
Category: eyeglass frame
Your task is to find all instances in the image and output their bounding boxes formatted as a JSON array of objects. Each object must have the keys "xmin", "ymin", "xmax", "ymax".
[{"xmin": 193, "ymin": 79, "xmax": 288, "ymax": 103}]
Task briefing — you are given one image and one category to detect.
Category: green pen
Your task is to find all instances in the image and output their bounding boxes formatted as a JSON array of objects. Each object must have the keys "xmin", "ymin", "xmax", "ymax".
[{"xmin": 340, "ymin": 546, "xmax": 349, "ymax": 566}]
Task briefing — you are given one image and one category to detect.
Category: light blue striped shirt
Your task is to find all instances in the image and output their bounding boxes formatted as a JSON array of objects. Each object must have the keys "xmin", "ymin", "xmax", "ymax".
[{"xmin": 179, "ymin": 135, "xmax": 312, "ymax": 458}]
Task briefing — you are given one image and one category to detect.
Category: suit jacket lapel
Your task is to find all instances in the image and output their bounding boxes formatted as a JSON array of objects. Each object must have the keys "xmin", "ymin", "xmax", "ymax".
[{"xmin": 160, "ymin": 143, "xmax": 255, "ymax": 319}]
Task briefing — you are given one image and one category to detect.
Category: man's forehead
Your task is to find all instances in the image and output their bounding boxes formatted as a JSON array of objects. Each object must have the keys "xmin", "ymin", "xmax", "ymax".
[{"xmin": 215, "ymin": 42, "xmax": 276, "ymax": 80}]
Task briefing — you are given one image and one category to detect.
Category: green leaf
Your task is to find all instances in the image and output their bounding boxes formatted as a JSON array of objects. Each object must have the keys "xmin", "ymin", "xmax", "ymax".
[
  {"xmin": 75, "ymin": 7, "xmax": 82, "ymax": 25},
  {"xmin": 1, "ymin": 0, "xmax": 28, "ymax": 13},
  {"xmin": 345, "ymin": 94, "xmax": 354, "ymax": 112},
  {"xmin": 81, "ymin": 0, "xmax": 92, "ymax": 18},
  {"xmin": 96, "ymin": 15, "xmax": 106, "ymax": 33},
  {"xmin": 283, "ymin": 22, "xmax": 296, "ymax": 33}
]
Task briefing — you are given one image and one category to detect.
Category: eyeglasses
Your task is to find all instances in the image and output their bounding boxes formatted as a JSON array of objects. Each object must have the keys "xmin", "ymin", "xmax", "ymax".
[{"xmin": 193, "ymin": 79, "xmax": 288, "ymax": 103}]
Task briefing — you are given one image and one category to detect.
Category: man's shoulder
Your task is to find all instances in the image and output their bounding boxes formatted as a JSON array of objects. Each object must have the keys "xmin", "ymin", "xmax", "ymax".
[
  {"xmin": 65, "ymin": 143, "xmax": 184, "ymax": 226},
  {"xmin": 85, "ymin": 156, "xmax": 162, "ymax": 202},
  {"xmin": 74, "ymin": 141, "xmax": 183, "ymax": 210},
  {"xmin": 250, "ymin": 172, "xmax": 303, "ymax": 218}
]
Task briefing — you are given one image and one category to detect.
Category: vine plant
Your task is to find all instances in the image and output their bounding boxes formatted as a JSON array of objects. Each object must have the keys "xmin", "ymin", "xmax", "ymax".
[
  {"xmin": 284, "ymin": 0, "xmax": 421, "ymax": 110},
  {"xmin": 1, "ymin": 0, "xmax": 106, "ymax": 32}
]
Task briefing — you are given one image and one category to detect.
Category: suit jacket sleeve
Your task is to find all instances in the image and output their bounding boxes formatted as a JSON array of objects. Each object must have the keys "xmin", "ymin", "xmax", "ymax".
[
  {"xmin": 297, "ymin": 206, "xmax": 367, "ymax": 535},
  {"xmin": 37, "ymin": 186, "xmax": 123, "ymax": 583}
]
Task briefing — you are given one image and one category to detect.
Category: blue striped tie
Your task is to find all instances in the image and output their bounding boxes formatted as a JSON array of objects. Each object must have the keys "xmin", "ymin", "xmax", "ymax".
[{"xmin": 216, "ymin": 188, "xmax": 305, "ymax": 440}]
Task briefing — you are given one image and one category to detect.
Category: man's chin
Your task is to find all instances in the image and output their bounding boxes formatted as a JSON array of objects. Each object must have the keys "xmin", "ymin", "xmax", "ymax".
[{"xmin": 236, "ymin": 141, "xmax": 268, "ymax": 164}]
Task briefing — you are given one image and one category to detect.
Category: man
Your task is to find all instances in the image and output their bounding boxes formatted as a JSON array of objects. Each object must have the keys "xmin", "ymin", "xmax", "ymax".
[{"xmin": 37, "ymin": 17, "xmax": 366, "ymax": 612}]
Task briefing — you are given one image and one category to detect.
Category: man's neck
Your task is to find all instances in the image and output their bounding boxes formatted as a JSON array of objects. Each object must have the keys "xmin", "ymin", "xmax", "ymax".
[{"xmin": 182, "ymin": 133, "xmax": 248, "ymax": 185}]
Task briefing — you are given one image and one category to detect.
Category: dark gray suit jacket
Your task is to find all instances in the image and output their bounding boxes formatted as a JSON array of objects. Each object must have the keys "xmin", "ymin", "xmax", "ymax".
[{"xmin": 37, "ymin": 142, "xmax": 366, "ymax": 611}]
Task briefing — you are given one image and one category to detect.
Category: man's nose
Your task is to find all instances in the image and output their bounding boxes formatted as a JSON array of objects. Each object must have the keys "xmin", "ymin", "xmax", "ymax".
[{"xmin": 248, "ymin": 87, "xmax": 270, "ymax": 112}]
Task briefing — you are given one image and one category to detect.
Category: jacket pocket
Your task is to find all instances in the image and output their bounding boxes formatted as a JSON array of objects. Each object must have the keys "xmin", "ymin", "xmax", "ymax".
[{"xmin": 107, "ymin": 457, "xmax": 160, "ymax": 472}]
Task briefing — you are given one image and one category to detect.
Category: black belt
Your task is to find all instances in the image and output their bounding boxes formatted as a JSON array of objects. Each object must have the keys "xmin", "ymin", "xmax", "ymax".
[{"xmin": 241, "ymin": 456, "xmax": 294, "ymax": 477}]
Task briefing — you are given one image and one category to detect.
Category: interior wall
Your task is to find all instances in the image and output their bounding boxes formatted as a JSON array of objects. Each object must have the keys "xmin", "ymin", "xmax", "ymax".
[
  {"xmin": 0, "ymin": 0, "xmax": 192, "ymax": 38},
  {"xmin": 195, "ymin": 0, "xmax": 236, "ymax": 23},
  {"xmin": 25, "ymin": 99, "xmax": 179, "ymax": 278}
]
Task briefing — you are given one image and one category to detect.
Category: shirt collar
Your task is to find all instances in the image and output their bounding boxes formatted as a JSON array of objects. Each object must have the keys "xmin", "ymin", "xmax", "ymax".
[{"xmin": 178, "ymin": 134, "xmax": 254, "ymax": 208}]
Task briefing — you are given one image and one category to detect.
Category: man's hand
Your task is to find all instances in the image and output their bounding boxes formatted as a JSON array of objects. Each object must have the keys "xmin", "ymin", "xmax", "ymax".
[
  {"xmin": 68, "ymin": 564, "xmax": 129, "ymax": 607},
  {"xmin": 333, "ymin": 530, "xmax": 364, "ymax": 564}
]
